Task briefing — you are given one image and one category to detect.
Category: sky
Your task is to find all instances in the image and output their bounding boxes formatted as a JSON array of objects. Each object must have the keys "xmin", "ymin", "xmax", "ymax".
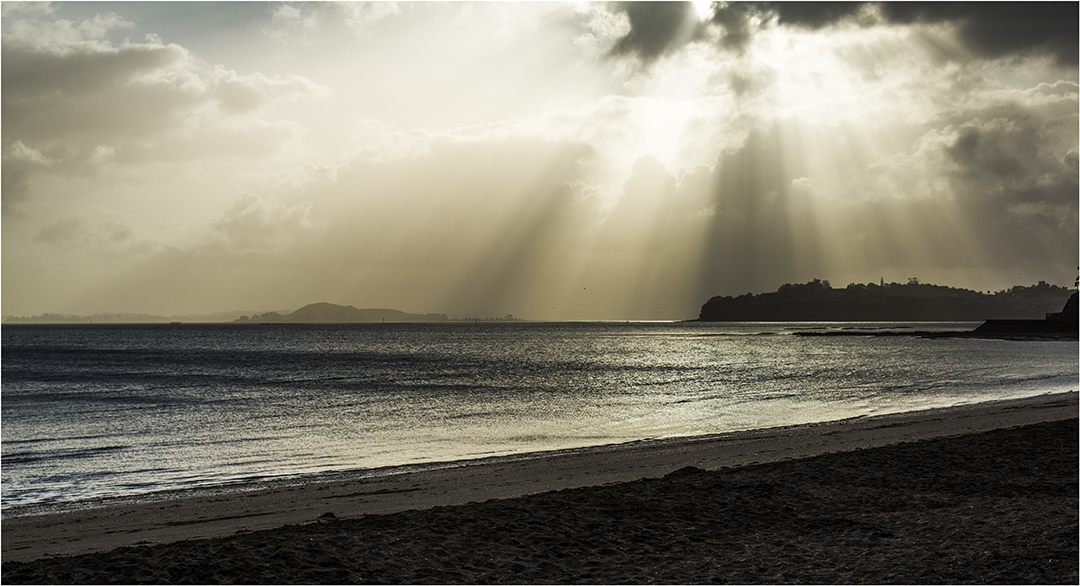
[{"xmin": 2, "ymin": 1, "xmax": 1077, "ymax": 320}]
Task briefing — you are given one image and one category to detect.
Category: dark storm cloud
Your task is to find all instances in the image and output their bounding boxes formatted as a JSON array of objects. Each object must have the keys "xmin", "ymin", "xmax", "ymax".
[
  {"xmin": 707, "ymin": 2, "xmax": 1078, "ymax": 65},
  {"xmin": 760, "ymin": 2, "xmax": 868, "ymax": 28},
  {"xmin": 878, "ymin": 2, "xmax": 1078, "ymax": 65},
  {"xmin": 710, "ymin": 2, "xmax": 755, "ymax": 53},
  {"xmin": 609, "ymin": 2, "xmax": 704, "ymax": 62},
  {"xmin": 940, "ymin": 97, "xmax": 1079, "ymax": 261},
  {"xmin": 711, "ymin": 2, "xmax": 869, "ymax": 54},
  {"xmin": 779, "ymin": 2, "xmax": 1077, "ymax": 65},
  {"xmin": 941, "ymin": 85, "xmax": 1078, "ymax": 202}
]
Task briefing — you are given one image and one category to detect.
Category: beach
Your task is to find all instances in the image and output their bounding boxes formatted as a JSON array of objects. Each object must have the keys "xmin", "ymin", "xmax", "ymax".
[{"xmin": 3, "ymin": 391, "xmax": 1077, "ymax": 583}]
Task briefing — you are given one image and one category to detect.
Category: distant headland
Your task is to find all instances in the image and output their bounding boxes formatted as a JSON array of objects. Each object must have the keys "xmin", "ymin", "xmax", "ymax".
[
  {"xmin": 698, "ymin": 279, "xmax": 1076, "ymax": 322},
  {"xmin": 234, "ymin": 303, "xmax": 448, "ymax": 323},
  {"xmin": 2, "ymin": 303, "xmax": 451, "ymax": 324}
]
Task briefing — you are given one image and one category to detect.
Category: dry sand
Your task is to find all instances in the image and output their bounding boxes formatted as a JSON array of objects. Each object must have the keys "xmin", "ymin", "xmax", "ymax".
[{"xmin": 2, "ymin": 392, "xmax": 1077, "ymax": 583}]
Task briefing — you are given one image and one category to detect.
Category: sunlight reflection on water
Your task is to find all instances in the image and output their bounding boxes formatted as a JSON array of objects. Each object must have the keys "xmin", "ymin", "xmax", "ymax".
[{"xmin": 2, "ymin": 322, "xmax": 1076, "ymax": 508}]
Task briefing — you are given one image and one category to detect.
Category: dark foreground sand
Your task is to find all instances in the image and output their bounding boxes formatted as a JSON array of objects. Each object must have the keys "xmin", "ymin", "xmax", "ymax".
[{"xmin": 3, "ymin": 394, "xmax": 1077, "ymax": 584}]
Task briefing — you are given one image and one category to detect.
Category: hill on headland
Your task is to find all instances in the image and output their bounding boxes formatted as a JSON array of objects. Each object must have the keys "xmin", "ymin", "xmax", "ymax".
[
  {"xmin": 698, "ymin": 279, "xmax": 1075, "ymax": 322},
  {"xmin": 235, "ymin": 303, "xmax": 448, "ymax": 323}
]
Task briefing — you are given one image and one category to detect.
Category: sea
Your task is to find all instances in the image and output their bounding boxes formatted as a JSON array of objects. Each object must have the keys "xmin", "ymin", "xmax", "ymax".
[{"xmin": 2, "ymin": 321, "xmax": 1077, "ymax": 513}]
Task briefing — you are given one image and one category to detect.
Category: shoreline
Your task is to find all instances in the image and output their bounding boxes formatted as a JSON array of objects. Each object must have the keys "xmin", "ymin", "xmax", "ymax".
[
  {"xmin": 4, "ymin": 388, "xmax": 1073, "ymax": 518},
  {"xmin": 2, "ymin": 390, "xmax": 1076, "ymax": 563}
]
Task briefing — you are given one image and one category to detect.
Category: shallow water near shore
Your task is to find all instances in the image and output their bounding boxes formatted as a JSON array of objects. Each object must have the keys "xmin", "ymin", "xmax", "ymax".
[{"xmin": 3, "ymin": 321, "xmax": 1076, "ymax": 511}]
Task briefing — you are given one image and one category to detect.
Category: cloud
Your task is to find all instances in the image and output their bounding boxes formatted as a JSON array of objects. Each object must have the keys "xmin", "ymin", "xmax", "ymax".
[
  {"xmin": 33, "ymin": 216, "xmax": 152, "ymax": 258},
  {"xmin": 878, "ymin": 2, "xmax": 1079, "ymax": 66},
  {"xmin": 34, "ymin": 216, "xmax": 88, "ymax": 245},
  {"xmin": 212, "ymin": 193, "xmax": 314, "ymax": 252},
  {"xmin": 210, "ymin": 66, "xmax": 327, "ymax": 114},
  {"xmin": 1, "ymin": 165, "xmax": 33, "ymax": 216},
  {"xmin": 1, "ymin": 8, "xmax": 327, "ymax": 214},
  {"xmin": 703, "ymin": 3, "xmax": 1078, "ymax": 66},
  {"xmin": 941, "ymin": 107, "xmax": 1079, "ymax": 252},
  {"xmin": 608, "ymin": 2, "xmax": 706, "ymax": 63},
  {"xmin": 567, "ymin": 3, "xmax": 631, "ymax": 54},
  {"xmin": 710, "ymin": 2, "xmax": 759, "ymax": 54},
  {"xmin": 752, "ymin": 2, "xmax": 1079, "ymax": 65},
  {"xmin": 338, "ymin": 2, "xmax": 401, "ymax": 35},
  {"xmin": 1, "ymin": 2, "xmax": 55, "ymax": 19},
  {"xmin": 265, "ymin": 3, "xmax": 325, "ymax": 45},
  {"xmin": 760, "ymin": 2, "xmax": 870, "ymax": 28},
  {"xmin": 2, "ymin": 35, "xmax": 183, "ymax": 105},
  {"xmin": 2, "ymin": 8, "xmax": 134, "ymax": 50},
  {"xmin": 2, "ymin": 35, "xmax": 321, "ymax": 145},
  {"xmin": 708, "ymin": 3, "xmax": 877, "ymax": 56},
  {"xmin": 2, "ymin": 140, "xmax": 52, "ymax": 215},
  {"xmin": 927, "ymin": 82, "xmax": 1078, "ymax": 216},
  {"xmin": 265, "ymin": 2, "xmax": 401, "ymax": 44}
]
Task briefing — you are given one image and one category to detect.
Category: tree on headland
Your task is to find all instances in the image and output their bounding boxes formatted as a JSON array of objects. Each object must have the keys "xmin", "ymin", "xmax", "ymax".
[{"xmin": 698, "ymin": 279, "xmax": 1075, "ymax": 321}]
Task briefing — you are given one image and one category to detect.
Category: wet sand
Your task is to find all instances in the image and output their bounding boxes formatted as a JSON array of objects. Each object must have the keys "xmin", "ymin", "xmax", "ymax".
[{"xmin": 2, "ymin": 392, "xmax": 1077, "ymax": 583}]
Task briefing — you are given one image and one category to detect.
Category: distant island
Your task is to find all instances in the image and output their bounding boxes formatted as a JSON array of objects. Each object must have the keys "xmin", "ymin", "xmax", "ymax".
[
  {"xmin": 3, "ymin": 304, "xmax": 450, "ymax": 324},
  {"xmin": 235, "ymin": 303, "xmax": 448, "ymax": 323},
  {"xmin": 3, "ymin": 311, "xmax": 250, "ymax": 324},
  {"xmin": 698, "ymin": 279, "xmax": 1076, "ymax": 322}
]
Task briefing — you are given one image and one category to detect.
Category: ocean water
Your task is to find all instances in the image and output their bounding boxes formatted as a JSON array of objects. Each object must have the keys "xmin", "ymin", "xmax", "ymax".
[{"xmin": 2, "ymin": 322, "xmax": 1076, "ymax": 511}]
